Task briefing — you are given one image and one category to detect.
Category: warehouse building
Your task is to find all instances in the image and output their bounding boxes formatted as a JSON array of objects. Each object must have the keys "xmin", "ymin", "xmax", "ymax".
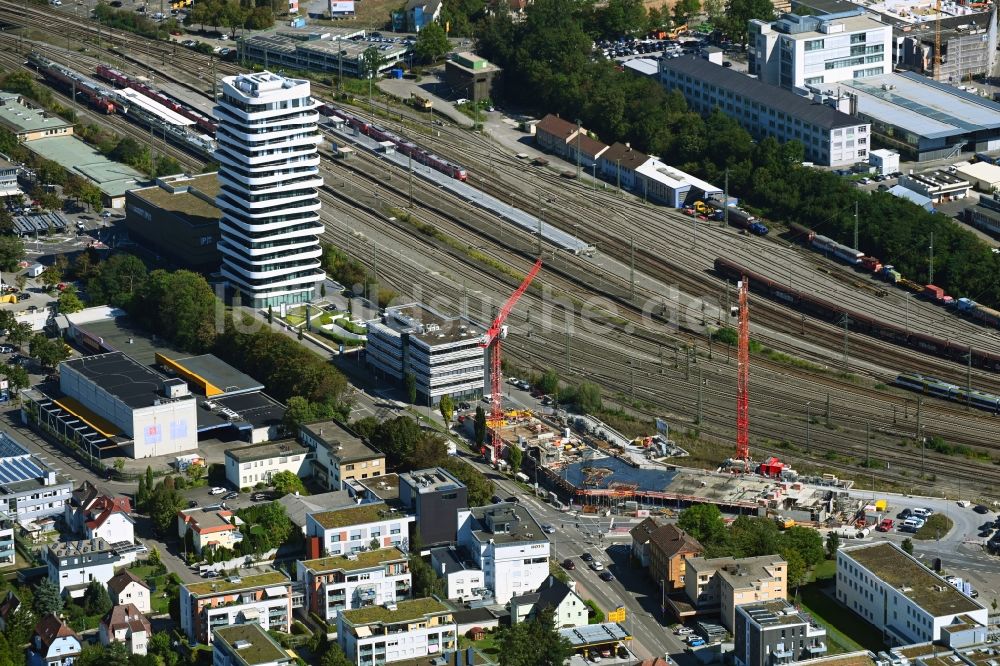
[
  {"xmin": 634, "ymin": 158, "xmax": 721, "ymax": 207},
  {"xmin": 659, "ymin": 57, "xmax": 870, "ymax": 167},
  {"xmin": 840, "ymin": 71, "xmax": 1000, "ymax": 161},
  {"xmin": 22, "ymin": 135, "xmax": 145, "ymax": 208},
  {"xmin": 366, "ymin": 303, "xmax": 486, "ymax": 404},
  {"xmin": 837, "ymin": 542, "xmax": 988, "ymax": 644},
  {"xmin": 966, "ymin": 192, "xmax": 1000, "ymax": 236},
  {"xmin": 897, "ymin": 169, "xmax": 970, "ymax": 203},
  {"xmin": 955, "ymin": 161, "xmax": 1000, "ymax": 193},
  {"xmin": 242, "ymin": 30, "xmax": 408, "ymax": 78},
  {"xmin": 124, "ymin": 173, "xmax": 221, "ymax": 273},
  {"xmin": 57, "ymin": 352, "xmax": 199, "ymax": 458},
  {"xmin": 869, "ymin": 148, "xmax": 899, "ymax": 177},
  {"xmin": 0, "ymin": 93, "xmax": 74, "ymax": 141},
  {"xmin": 0, "ymin": 432, "xmax": 72, "ymax": 526},
  {"xmin": 444, "ymin": 52, "xmax": 501, "ymax": 103},
  {"xmin": 749, "ymin": 9, "xmax": 892, "ymax": 90}
]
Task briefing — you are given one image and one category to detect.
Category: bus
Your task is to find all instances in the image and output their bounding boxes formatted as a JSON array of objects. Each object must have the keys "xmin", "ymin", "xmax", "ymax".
[
  {"xmin": 409, "ymin": 93, "xmax": 433, "ymax": 111},
  {"xmin": 171, "ymin": 0, "xmax": 192, "ymax": 10}
]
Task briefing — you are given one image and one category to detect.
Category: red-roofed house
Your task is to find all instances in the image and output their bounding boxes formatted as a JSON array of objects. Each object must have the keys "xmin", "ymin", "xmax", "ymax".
[
  {"xmin": 176, "ymin": 508, "xmax": 244, "ymax": 555},
  {"xmin": 108, "ymin": 570, "xmax": 151, "ymax": 614},
  {"xmin": 0, "ymin": 591, "xmax": 20, "ymax": 632},
  {"xmin": 33, "ymin": 614, "xmax": 81, "ymax": 666},
  {"xmin": 64, "ymin": 485, "xmax": 134, "ymax": 545},
  {"xmin": 535, "ymin": 114, "xmax": 584, "ymax": 159},
  {"xmin": 99, "ymin": 604, "xmax": 151, "ymax": 655}
]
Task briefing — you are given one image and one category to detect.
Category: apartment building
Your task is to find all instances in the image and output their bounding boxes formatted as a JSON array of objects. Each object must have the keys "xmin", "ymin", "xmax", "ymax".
[
  {"xmin": 837, "ymin": 542, "xmax": 987, "ymax": 644},
  {"xmin": 366, "ymin": 303, "xmax": 486, "ymax": 404},
  {"xmin": 305, "ymin": 502, "xmax": 414, "ymax": 556},
  {"xmin": 749, "ymin": 10, "xmax": 892, "ymax": 90},
  {"xmin": 299, "ymin": 419, "xmax": 384, "ymax": 491},
  {"xmin": 398, "ymin": 467, "xmax": 467, "ymax": 547},
  {"xmin": 224, "ymin": 440, "xmax": 310, "ymax": 489},
  {"xmin": 457, "ymin": 503, "xmax": 550, "ymax": 604},
  {"xmin": 680, "ymin": 554, "xmax": 788, "ymax": 631},
  {"xmin": 648, "ymin": 523, "xmax": 703, "ymax": 594},
  {"xmin": 179, "ymin": 571, "xmax": 293, "ymax": 643},
  {"xmin": 214, "ymin": 71, "xmax": 325, "ymax": 308},
  {"xmin": 46, "ymin": 538, "xmax": 122, "ymax": 598},
  {"xmin": 297, "ymin": 548, "xmax": 411, "ymax": 623},
  {"xmin": 430, "ymin": 546, "xmax": 485, "ymax": 602},
  {"xmin": 659, "ymin": 56, "xmax": 871, "ymax": 168},
  {"xmin": 213, "ymin": 623, "xmax": 295, "ymax": 666},
  {"xmin": 336, "ymin": 598, "xmax": 457, "ymax": 666},
  {"xmin": 734, "ymin": 599, "xmax": 827, "ymax": 666}
]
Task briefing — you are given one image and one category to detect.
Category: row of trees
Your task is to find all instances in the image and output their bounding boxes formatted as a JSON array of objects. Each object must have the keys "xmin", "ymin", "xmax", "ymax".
[
  {"xmin": 184, "ymin": 0, "xmax": 276, "ymax": 37},
  {"xmin": 473, "ymin": 0, "xmax": 1000, "ymax": 308},
  {"xmin": 678, "ymin": 504, "xmax": 826, "ymax": 588},
  {"xmin": 93, "ymin": 2, "xmax": 184, "ymax": 40},
  {"xmin": 136, "ymin": 468, "xmax": 185, "ymax": 536}
]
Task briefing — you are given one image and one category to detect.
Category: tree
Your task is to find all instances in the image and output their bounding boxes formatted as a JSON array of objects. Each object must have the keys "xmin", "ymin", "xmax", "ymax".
[
  {"xmin": 825, "ymin": 531, "xmax": 840, "ymax": 559},
  {"xmin": 130, "ymin": 269, "xmax": 217, "ymax": 352},
  {"xmin": 404, "ymin": 372, "xmax": 417, "ymax": 404},
  {"xmin": 498, "ymin": 606, "xmax": 573, "ymax": 666},
  {"xmin": 271, "ymin": 470, "xmax": 306, "ymax": 497},
  {"xmin": 0, "ymin": 237, "xmax": 23, "ymax": 273},
  {"xmin": 438, "ymin": 394, "xmax": 454, "ymax": 424},
  {"xmin": 318, "ymin": 643, "xmax": 352, "ymax": 666},
  {"xmin": 5, "ymin": 323, "xmax": 30, "ymax": 350},
  {"xmin": 538, "ymin": 369, "xmax": 559, "ymax": 395},
  {"xmin": 508, "ymin": 445, "xmax": 523, "ymax": 473},
  {"xmin": 87, "ymin": 254, "xmax": 147, "ymax": 308},
  {"xmin": 781, "ymin": 526, "xmax": 825, "ymax": 567},
  {"xmin": 672, "ymin": 0, "xmax": 700, "ymax": 24},
  {"xmin": 677, "ymin": 503, "xmax": 728, "ymax": 547},
  {"xmin": 901, "ymin": 537, "xmax": 914, "ymax": 555},
  {"xmin": 2, "ymin": 364, "xmax": 29, "ymax": 398},
  {"xmin": 57, "ymin": 286, "xmax": 85, "ymax": 314},
  {"xmin": 576, "ymin": 382, "xmax": 602, "ymax": 413},
  {"xmin": 414, "ymin": 22, "xmax": 451, "ymax": 63},
  {"xmin": 781, "ymin": 546, "xmax": 807, "ymax": 591},
  {"xmin": 148, "ymin": 481, "xmax": 183, "ymax": 536},
  {"xmin": 721, "ymin": 0, "xmax": 774, "ymax": 43},
  {"xmin": 410, "ymin": 553, "xmax": 444, "ymax": 597},
  {"xmin": 282, "ymin": 396, "xmax": 315, "ymax": 433},
  {"xmin": 28, "ymin": 334, "xmax": 69, "ymax": 370},
  {"xmin": 598, "ymin": 0, "xmax": 647, "ymax": 38},
  {"xmin": 474, "ymin": 405, "xmax": 487, "ymax": 446},
  {"xmin": 186, "ymin": 463, "xmax": 206, "ymax": 484},
  {"xmin": 730, "ymin": 516, "xmax": 781, "ymax": 558},
  {"xmin": 83, "ymin": 580, "xmax": 112, "ymax": 616},
  {"xmin": 441, "ymin": 457, "xmax": 494, "ymax": 506},
  {"xmin": 33, "ymin": 580, "xmax": 62, "ymax": 617}
]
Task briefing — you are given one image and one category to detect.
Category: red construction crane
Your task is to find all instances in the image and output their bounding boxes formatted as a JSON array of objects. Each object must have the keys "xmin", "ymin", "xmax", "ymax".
[
  {"xmin": 736, "ymin": 276, "xmax": 750, "ymax": 464},
  {"xmin": 480, "ymin": 257, "xmax": 543, "ymax": 462}
]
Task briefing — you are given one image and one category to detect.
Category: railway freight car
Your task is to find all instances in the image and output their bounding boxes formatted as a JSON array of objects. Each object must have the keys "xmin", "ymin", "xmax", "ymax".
[
  {"xmin": 95, "ymin": 65, "xmax": 217, "ymax": 134},
  {"xmin": 28, "ymin": 53, "xmax": 120, "ymax": 114},
  {"xmin": 713, "ymin": 257, "xmax": 1000, "ymax": 372}
]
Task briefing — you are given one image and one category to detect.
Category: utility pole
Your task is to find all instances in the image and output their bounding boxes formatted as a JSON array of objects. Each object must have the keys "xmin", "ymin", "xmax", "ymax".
[
  {"xmin": 537, "ymin": 195, "xmax": 543, "ymax": 255},
  {"xmin": 408, "ymin": 152, "xmax": 413, "ymax": 207},
  {"xmin": 842, "ymin": 314, "xmax": 850, "ymax": 370},
  {"xmin": 211, "ymin": 55, "xmax": 217, "ymax": 101},
  {"xmin": 916, "ymin": 396, "xmax": 923, "ymax": 442},
  {"xmin": 825, "ymin": 392, "xmax": 831, "ymax": 427},
  {"xmin": 806, "ymin": 402, "xmax": 811, "ymax": 454},
  {"xmin": 338, "ymin": 36, "xmax": 343, "ymax": 91},
  {"xmin": 866, "ymin": 422, "xmax": 871, "ymax": 467},
  {"xmin": 723, "ymin": 168, "xmax": 729, "ymax": 228},
  {"xmin": 854, "ymin": 200, "xmax": 859, "ymax": 250},
  {"xmin": 616, "ymin": 159, "xmax": 621, "ymax": 196},
  {"xmin": 576, "ymin": 120, "xmax": 581, "ymax": 180},
  {"xmin": 928, "ymin": 232, "xmax": 935, "ymax": 284},
  {"xmin": 967, "ymin": 346, "xmax": 972, "ymax": 410},
  {"xmin": 697, "ymin": 368, "xmax": 703, "ymax": 424},
  {"xmin": 629, "ymin": 237, "xmax": 635, "ymax": 300}
]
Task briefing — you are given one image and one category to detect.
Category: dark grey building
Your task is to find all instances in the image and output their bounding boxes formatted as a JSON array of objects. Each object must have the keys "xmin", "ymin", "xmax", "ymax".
[
  {"xmin": 734, "ymin": 599, "xmax": 827, "ymax": 666},
  {"xmin": 124, "ymin": 173, "xmax": 221, "ymax": 273},
  {"xmin": 398, "ymin": 467, "xmax": 467, "ymax": 547}
]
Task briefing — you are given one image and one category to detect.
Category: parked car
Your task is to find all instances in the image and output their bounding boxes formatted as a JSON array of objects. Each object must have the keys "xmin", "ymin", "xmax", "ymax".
[
  {"xmin": 504, "ymin": 496, "xmax": 519, "ymax": 504},
  {"xmin": 223, "ymin": 491, "xmax": 239, "ymax": 500},
  {"xmin": 562, "ymin": 559, "xmax": 576, "ymax": 570},
  {"xmin": 974, "ymin": 504, "xmax": 990, "ymax": 514},
  {"xmin": 688, "ymin": 637, "xmax": 706, "ymax": 647},
  {"xmin": 599, "ymin": 571, "xmax": 613, "ymax": 582},
  {"xmin": 581, "ymin": 552, "xmax": 594, "ymax": 562},
  {"xmin": 209, "ymin": 487, "xmax": 226, "ymax": 495},
  {"xmin": 16, "ymin": 293, "xmax": 30, "ymax": 301},
  {"xmin": 876, "ymin": 518, "xmax": 894, "ymax": 532},
  {"xmin": 675, "ymin": 627, "xmax": 694, "ymax": 636},
  {"xmin": 589, "ymin": 561, "xmax": 605, "ymax": 571},
  {"xmin": 0, "ymin": 345, "xmax": 14, "ymax": 354},
  {"xmin": 188, "ymin": 499, "xmax": 199, "ymax": 508}
]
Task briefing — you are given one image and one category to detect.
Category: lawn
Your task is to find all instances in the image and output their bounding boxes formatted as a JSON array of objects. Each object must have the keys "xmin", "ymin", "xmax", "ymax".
[
  {"xmin": 128, "ymin": 564, "xmax": 171, "ymax": 615},
  {"xmin": 915, "ymin": 514, "xmax": 954, "ymax": 540},
  {"xmin": 797, "ymin": 580, "xmax": 887, "ymax": 655},
  {"xmin": 459, "ymin": 631, "xmax": 501, "ymax": 659}
]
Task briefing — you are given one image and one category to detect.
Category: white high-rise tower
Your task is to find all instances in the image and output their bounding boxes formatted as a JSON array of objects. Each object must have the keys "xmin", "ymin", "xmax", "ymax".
[{"xmin": 213, "ymin": 71, "xmax": 325, "ymax": 308}]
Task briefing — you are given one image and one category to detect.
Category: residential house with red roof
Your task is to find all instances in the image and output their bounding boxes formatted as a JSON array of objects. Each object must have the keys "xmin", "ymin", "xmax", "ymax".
[
  {"xmin": 99, "ymin": 603, "xmax": 151, "ymax": 655},
  {"xmin": 32, "ymin": 614, "xmax": 81, "ymax": 666},
  {"xmin": 64, "ymin": 482, "xmax": 134, "ymax": 545},
  {"xmin": 108, "ymin": 570, "xmax": 151, "ymax": 614},
  {"xmin": 176, "ymin": 507, "xmax": 244, "ymax": 556}
]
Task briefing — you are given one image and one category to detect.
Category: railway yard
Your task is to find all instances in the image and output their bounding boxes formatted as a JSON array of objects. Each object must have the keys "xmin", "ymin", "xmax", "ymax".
[{"xmin": 5, "ymin": 0, "xmax": 1000, "ymax": 504}]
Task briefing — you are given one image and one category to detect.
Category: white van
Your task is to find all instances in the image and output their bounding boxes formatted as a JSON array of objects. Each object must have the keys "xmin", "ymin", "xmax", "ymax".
[{"xmin": 911, "ymin": 508, "xmax": 930, "ymax": 518}]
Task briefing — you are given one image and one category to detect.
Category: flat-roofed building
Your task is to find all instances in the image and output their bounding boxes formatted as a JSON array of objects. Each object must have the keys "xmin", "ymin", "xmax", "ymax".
[
  {"xmin": 398, "ymin": 467, "xmax": 467, "ymax": 547},
  {"xmin": 336, "ymin": 598, "xmax": 457, "ymax": 666},
  {"xmin": 749, "ymin": 10, "xmax": 892, "ymax": 90},
  {"xmin": 213, "ymin": 622, "xmax": 294, "ymax": 666},
  {"xmin": 124, "ymin": 173, "xmax": 221, "ymax": 273},
  {"xmin": 966, "ymin": 191, "xmax": 1000, "ymax": 236},
  {"xmin": 0, "ymin": 156, "xmax": 20, "ymax": 198},
  {"xmin": 634, "ymin": 158, "xmax": 721, "ymax": 207},
  {"xmin": 179, "ymin": 571, "xmax": 293, "ymax": 643},
  {"xmin": 224, "ymin": 440, "xmax": 310, "ymax": 489},
  {"xmin": 444, "ymin": 52, "xmax": 501, "ymax": 103},
  {"xmin": 734, "ymin": 599, "xmax": 827, "ymax": 666},
  {"xmin": 659, "ymin": 56, "xmax": 870, "ymax": 167},
  {"xmin": 955, "ymin": 161, "xmax": 1000, "ymax": 193},
  {"xmin": 836, "ymin": 542, "xmax": 988, "ymax": 644},
  {"xmin": 305, "ymin": 502, "xmax": 414, "ymax": 557},
  {"xmin": 366, "ymin": 303, "xmax": 486, "ymax": 404},
  {"xmin": 0, "ymin": 432, "xmax": 72, "ymax": 526},
  {"xmin": 243, "ymin": 30, "xmax": 407, "ymax": 78},
  {"xmin": 429, "ymin": 546, "xmax": 484, "ymax": 602},
  {"xmin": 299, "ymin": 419, "xmax": 384, "ymax": 490},
  {"xmin": 46, "ymin": 538, "xmax": 121, "ymax": 598},
  {"xmin": 898, "ymin": 170, "xmax": 970, "ymax": 203},
  {"xmin": 297, "ymin": 547, "xmax": 411, "ymax": 623},
  {"xmin": 679, "ymin": 554, "xmax": 788, "ymax": 631},
  {"xmin": 0, "ymin": 93, "xmax": 74, "ymax": 141}
]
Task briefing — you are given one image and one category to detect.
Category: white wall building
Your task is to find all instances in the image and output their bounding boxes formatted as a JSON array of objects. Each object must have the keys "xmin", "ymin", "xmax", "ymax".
[
  {"xmin": 99, "ymin": 604, "xmax": 151, "ymax": 656},
  {"xmin": 869, "ymin": 149, "xmax": 899, "ymax": 177},
  {"xmin": 430, "ymin": 546, "xmax": 485, "ymax": 602},
  {"xmin": 179, "ymin": 572, "xmax": 293, "ymax": 643},
  {"xmin": 0, "ymin": 432, "xmax": 71, "ymax": 526},
  {"xmin": 297, "ymin": 548, "xmax": 411, "ymax": 623},
  {"xmin": 60, "ymin": 352, "xmax": 198, "ymax": 458},
  {"xmin": 305, "ymin": 502, "xmax": 415, "ymax": 556},
  {"xmin": 108, "ymin": 570, "xmax": 151, "ymax": 614},
  {"xmin": 457, "ymin": 503, "xmax": 550, "ymax": 605},
  {"xmin": 509, "ymin": 576, "xmax": 589, "ymax": 628},
  {"xmin": 213, "ymin": 71, "xmax": 326, "ymax": 308},
  {"xmin": 46, "ymin": 539, "xmax": 121, "ymax": 598},
  {"xmin": 224, "ymin": 440, "xmax": 310, "ymax": 489},
  {"xmin": 837, "ymin": 542, "xmax": 988, "ymax": 645},
  {"xmin": 213, "ymin": 623, "xmax": 294, "ymax": 666},
  {"xmin": 336, "ymin": 598, "xmax": 457, "ymax": 666},
  {"xmin": 366, "ymin": 303, "xmax": 486, "ymax": 405},
  {"xmin": 749, "ymin": 10, "xmax": 892, "ymax": 90}
]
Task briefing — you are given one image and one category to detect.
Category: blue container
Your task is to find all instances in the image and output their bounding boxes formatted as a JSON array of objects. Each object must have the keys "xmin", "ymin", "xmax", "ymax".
[{"xmin": 391, "ymin": 68, "xmax": 404, "ymax": 79}]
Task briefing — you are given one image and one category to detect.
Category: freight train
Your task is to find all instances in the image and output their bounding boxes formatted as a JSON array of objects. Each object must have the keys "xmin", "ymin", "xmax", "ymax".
[
  {"xmin": 94, "ymin": 65, "xmax": 217, "ymax": 135},
  {"xmin": 27, "ymin": 53, "xmax": 122, "ymax": 114},
  {"xmin": 787, "ymin": 221, "xmax": 1000, "ymax": 331},
  {"xmin": 713, "ymin": 257, "xmax": 1000, "ymax": 372},
  {"xmin": 894, "ymin": 372, "xmax": 1000, "ymax": 413},
  {"xmin": 705, "ymin": 200, "xmax": 768, "ymax": 235},
  {"xmin": 318, "ymin": 104, "xmax": 468, "ymax": 181}
]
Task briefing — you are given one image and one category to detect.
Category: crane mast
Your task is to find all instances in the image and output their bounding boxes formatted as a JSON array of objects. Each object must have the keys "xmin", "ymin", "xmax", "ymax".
[{"xmin": 736, "ymin": 277, "xmax": 750, "ymax": 465}]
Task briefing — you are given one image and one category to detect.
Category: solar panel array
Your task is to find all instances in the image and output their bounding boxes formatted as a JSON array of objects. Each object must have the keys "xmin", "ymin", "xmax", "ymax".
[
  {"xmin": 0, "ymin": 451, "xmax": 44, "ymax": 485},
  {"xmin": 849, "ymin": 81, "xmax": 983, "ymax": 133}
]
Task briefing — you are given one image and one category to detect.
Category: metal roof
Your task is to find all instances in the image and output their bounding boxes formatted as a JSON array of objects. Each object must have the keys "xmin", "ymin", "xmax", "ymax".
[
  {"xmin": 559, "ymin": 622, "xmax": 630, "ymax": 647},
  {"xmin": 844, "ymin": 71, "xmax": 1000, "ymax": 139}
]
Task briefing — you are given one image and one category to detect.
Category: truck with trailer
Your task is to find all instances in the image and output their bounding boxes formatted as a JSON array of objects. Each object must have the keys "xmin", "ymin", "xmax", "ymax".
[{"xmin": 705, "ymin": 200, "xmax": 768, "ymax": 235}]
